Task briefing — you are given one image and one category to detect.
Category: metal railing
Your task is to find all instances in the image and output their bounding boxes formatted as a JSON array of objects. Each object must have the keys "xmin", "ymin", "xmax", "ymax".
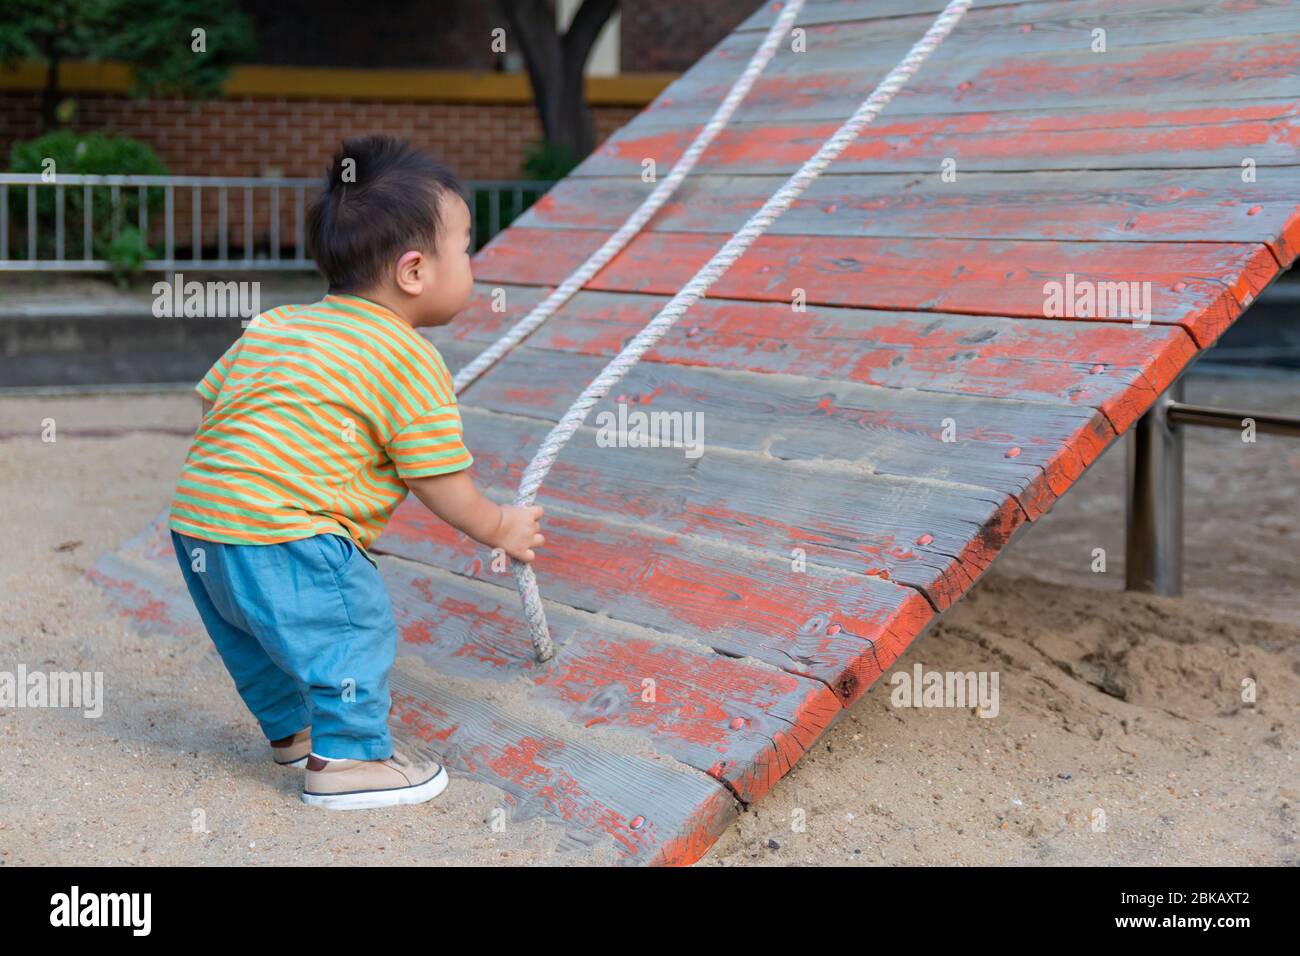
[
  {"xmin": 0, "ymin": 173, "xmax": 552, "ymax": 272},
  {"xmin": 470, "ymin": 179, "xmax": 554, "ymax": 250}
]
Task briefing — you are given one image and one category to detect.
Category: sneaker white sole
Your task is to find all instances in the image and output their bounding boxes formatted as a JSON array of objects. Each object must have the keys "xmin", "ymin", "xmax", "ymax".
[
  {"xmin": 275, "ymin": 755, "xmax": 309, "ymax": 769},
  {"xmin": 301, "ymin": 764, "xmax": 449, "ymax": 811}
]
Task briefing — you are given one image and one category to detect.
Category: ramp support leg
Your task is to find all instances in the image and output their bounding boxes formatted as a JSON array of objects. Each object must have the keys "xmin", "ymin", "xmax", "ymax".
[{"xmin": 1125, "ymin": 377, "xmax": 1185, "ymax": 595}]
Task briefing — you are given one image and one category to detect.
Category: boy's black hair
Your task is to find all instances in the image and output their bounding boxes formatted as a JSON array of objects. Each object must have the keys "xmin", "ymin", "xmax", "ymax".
[{"xmin": 307, "ymin": 136, "xmax": 467, "ymax": 292}]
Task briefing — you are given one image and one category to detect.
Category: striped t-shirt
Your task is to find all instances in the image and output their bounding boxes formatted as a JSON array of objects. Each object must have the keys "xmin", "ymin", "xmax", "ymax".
[{"xmin": 168, "ymin": 293, "xmax": 472, "ymax": 555}]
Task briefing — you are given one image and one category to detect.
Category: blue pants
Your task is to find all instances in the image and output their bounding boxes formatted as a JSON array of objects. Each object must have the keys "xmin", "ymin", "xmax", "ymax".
[{"xmin": 172, "ymin": 530, "xmax": 398, "ymax": 761}]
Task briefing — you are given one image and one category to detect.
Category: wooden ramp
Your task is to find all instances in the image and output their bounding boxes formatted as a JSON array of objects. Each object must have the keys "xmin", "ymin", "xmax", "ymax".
[{"xmin": 94, "ymin": 0, "xmax": 1300, "ymax": 863}]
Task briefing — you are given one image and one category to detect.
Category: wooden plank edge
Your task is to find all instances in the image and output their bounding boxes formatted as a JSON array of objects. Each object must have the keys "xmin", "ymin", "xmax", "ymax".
[{"xmin": 388, "ymin": 667, "xmax": 740, "ymax": 866}]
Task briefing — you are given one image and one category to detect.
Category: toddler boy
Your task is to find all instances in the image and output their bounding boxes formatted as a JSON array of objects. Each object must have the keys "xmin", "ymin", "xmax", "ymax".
[{"xmin": 168, "ymin": 136, "xmax": 544, "ymax": 810}]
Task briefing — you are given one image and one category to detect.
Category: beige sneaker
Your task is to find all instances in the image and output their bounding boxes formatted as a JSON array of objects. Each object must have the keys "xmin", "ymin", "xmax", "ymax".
[
  {"xmin": 270, "ymin": 727, "xmax": 312, "ymax": 768},
  {"xmin": 301, "ymin": 749, "xmax": 449, "ymax": 810}
]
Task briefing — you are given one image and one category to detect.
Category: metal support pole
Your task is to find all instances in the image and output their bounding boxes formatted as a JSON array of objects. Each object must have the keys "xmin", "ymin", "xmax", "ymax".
[
  {"xmin": 1166, "ymin": 401, "xmax": 1300, "ymax": 437},
  {"xmin": 1125, "ymin": 376, "xmax": 1185, "ymax": 595}
]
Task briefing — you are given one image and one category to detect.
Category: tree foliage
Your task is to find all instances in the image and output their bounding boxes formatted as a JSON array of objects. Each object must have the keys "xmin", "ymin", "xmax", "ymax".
[{"xmin": 0, "ymin": 0, "xmax": 255, "ymax": 129}]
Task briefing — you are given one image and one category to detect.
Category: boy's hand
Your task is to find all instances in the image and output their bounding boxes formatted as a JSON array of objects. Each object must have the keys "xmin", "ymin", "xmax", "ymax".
[
  {"xmin": 493, "ymin": 504, "xmax": 546, "ymax": 564},
  {"xmin": 404, "ymin": 469, "xmax": 546, "ymax": 562}
]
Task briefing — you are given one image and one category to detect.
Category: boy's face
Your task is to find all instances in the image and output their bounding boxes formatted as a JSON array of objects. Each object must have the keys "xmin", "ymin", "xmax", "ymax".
[{"xmin": 407, "ymin": 193, "xmax": 474, "ymax": 328}]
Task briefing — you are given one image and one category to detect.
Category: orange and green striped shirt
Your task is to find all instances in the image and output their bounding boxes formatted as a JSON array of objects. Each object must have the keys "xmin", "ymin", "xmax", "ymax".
[{"xmin": 168, "ymin": 293, "xmax": 472, "ymax": 556}]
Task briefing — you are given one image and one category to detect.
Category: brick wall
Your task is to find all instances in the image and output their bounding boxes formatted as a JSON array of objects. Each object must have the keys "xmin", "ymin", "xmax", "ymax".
[
  {"xmin": 0, "ymin": 90, "xmax": 638, "ymax": 256},
  {"xmin": 0, "ymin": 90, "xmax": 638, "ymax": 181}
]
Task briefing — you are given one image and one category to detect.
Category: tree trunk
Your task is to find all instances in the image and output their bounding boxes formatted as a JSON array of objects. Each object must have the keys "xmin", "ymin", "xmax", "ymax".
[
  {"xmin": 499, "ymin": 0, "xmax": 620, "ymax": 161},
  {"xmin": 41, "ymin": 36, "xmax": 61, "ymax": 132}
]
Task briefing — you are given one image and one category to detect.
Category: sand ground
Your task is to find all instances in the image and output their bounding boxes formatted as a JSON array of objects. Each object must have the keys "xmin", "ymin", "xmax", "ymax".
[{"xmin": 0, "ymin": 372, "xmax": 1296, "ymax": 866}]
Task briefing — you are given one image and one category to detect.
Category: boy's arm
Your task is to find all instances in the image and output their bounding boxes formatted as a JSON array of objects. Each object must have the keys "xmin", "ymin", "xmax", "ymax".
[
  {"xmin": 405, "ymin": 469, "xmax": 545, "ymax": 563},
  {"xmin": 196, "ymin": 334, "xmax": 242, "ymax": 422}
]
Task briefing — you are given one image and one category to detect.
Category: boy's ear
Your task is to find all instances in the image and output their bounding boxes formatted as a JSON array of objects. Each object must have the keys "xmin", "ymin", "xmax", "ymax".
[{"xmin": 394, "ymin": 249, "xmax": 432, "ymax": 295}]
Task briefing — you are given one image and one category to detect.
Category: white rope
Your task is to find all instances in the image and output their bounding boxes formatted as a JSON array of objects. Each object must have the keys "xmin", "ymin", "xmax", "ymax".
[
  {"xmin": 451, "ymin": 0, "xmax": 808, "ymax": 394},
  {"xmin": 515, "ymin": 0, "xmax": 974, "ymax": 662}
]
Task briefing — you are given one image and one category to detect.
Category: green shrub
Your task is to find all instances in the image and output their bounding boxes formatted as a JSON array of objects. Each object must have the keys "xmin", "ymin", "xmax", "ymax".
[
  {"xmin": 6, "ymin": 130, "xmax": 167, "ymax": 276},
  {"xmin": 523, "ymin": 139, "xmax": 579, "ymax": 181},
  {"xmin": 106, "ymin": 225, "xmax": 150, "ymax": 287},
  {"xmin": 9, "ymin": 129, "xmax": 167, "ymax": 178}
]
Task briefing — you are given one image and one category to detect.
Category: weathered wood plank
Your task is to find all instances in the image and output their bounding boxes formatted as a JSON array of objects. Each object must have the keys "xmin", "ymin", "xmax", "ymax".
[
  {"xmin": 89, "ymin": 549, "xmax": 203, "ymax": 639},
  {"xmin": 638, "ymin": 34, "xmax": 1300, "ymax": 125},
  {"xmin": 439, "ymin": 338, "xmax": 1114, "ymax": 517},
  {"xmin": 732, "ymin": 0, "xmax": 1300, "ymax": 66},
  {"xmin": 472, "ymin": 228, "xmax": 1273, "ymax": 346},
  {"xmin": 574, "ymin": 101, "xmax": 1300, "ymax": 177},
  {"xmin": 738, "ymin": 0, "xmax": 1244, "ymax": 32},
  {"xmin": 521, "ymin": 169, "xmax": 1300, "ymax": 265},
  {"xmin": 389, "ymin": 665, "xmax": 739, "ymax": 865},
  {"xmin": 380, "ymin": 556, "xmax": 843, "ymax": 803},
  {"xmin": 429, "ymin": 405, "xmax": 1024, "ymax": 610},
  {"xmin": 377, "ymin": 496, "xmax": 936, "ymax": 703},
  {"xmin": 739, "ymin": 0, "xmax": 1020, "ymax": 29},
  {"xmin": 439, "ymin": 285, "xmax": 1197, "ymax": 434}
]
